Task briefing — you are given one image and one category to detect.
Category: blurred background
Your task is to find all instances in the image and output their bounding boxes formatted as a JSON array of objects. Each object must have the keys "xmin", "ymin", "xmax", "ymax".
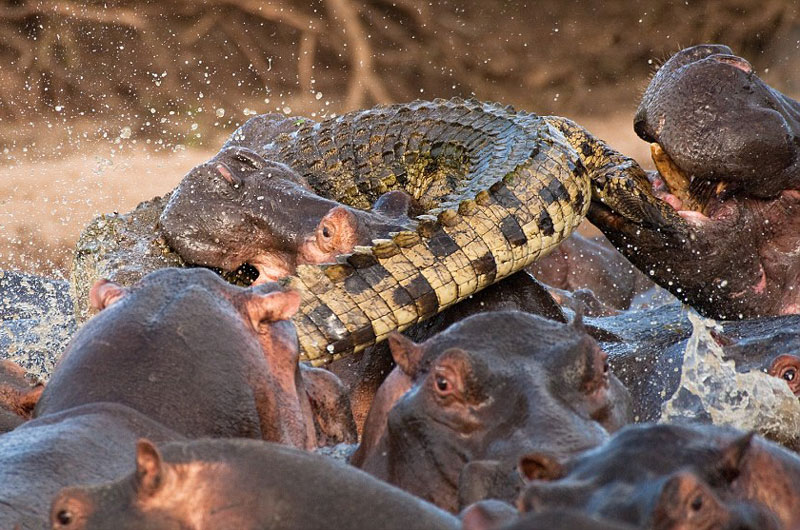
[{"xmin": 1, "ymin": 0, "xmax": 799, "ymax": 277}]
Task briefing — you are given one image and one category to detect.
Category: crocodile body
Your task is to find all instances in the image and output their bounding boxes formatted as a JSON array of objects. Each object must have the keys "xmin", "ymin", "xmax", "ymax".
[
  {"xmin": 218, "ymin": 99, "xmax": 660, "ymax": 364},
  {"xmin": 72, "ymin": 99, "xmax": 664, "ymax": 365}
]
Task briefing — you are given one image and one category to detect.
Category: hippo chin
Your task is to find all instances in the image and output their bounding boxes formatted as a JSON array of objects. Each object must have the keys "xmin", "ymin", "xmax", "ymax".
[
  {"xmin": 589, "ymin": 44, "xmax": 800, "ymax": 319},
  {"xmin": 354, "ymin": 310, "xmax": 632, "ymax": 513},
  {"xmin": 159, "ymin": 146, "xmax": 415, "ymax": 283}
]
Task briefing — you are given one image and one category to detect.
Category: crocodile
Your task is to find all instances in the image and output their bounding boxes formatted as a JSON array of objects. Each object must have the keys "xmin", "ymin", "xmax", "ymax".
[{"xmin": 73, "ymin": 99, "xmax": 670, "ymax": 365}]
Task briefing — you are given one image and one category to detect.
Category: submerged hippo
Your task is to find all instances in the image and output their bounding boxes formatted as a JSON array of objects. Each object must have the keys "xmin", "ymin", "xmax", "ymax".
[
  {"xmin": 354, "ymin": 310, "xmax": 632, "ymax": 512},
  {"xmin": 35, "ymin": 268, "xmax": 355, "ymax": 449},
  {"xmin": 590, "ymin": 44, "xmax": 800, "ymax": 319},
  {"xmin": 160, "ymin": 146, "xmax": 416, "ymax": 283},
  {"xmin": 49, "ymin": 438, "xmax": 460, "ymax": 530},
  {"xmin": 519, "ymin": 423, "xmax": 797, "ymax": 529}
]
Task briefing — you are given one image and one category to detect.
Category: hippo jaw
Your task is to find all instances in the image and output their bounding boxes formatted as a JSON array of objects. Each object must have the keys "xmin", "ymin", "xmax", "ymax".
[{"xmin": 590, "ymin": 44, "xmax": 800, "ymax": 319}]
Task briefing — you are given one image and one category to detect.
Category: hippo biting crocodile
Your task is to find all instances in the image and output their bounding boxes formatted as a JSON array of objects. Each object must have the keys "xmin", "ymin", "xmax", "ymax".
[{"xmin": 590, "ymin": 44, "xmax": 800, "ymax": 319}]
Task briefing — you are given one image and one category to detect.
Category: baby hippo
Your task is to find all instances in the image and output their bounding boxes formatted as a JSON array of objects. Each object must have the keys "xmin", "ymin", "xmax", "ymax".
[
  {"xmin": 519, "ymin": 423, "xmax": 796, "ymax": 529},
  {"xmin": 50, "ymin": 438, "xmax": 460, "ymax": 530},
  {"xmin": 160, "ymin": 146, "xmax": 416, "ymax": 283},
  {"xmin": 353, "ymin": 310, "xmax": 633, "ymax": 512},
  {"xmin": 0, "ymin": 359, "xmax": 43, "ymax": 433},
  {"xmin": 35, "ymin": 268, "xmax": 355, "ymax": 449}
]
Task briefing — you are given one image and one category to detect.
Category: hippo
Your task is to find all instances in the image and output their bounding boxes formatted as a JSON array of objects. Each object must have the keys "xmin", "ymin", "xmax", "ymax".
[
  {"xmin": 461, "ymin": 504, "xmax": 637, "ymax": 530},
  {"xmin": 35, "ymin": 267, "xmax": 356, "ymax": 449},
  {"xmin": 159, "ymin": 145, "xmax": 416, "ymax": 283},
  {"xmin": 354, "ymin": 310, "xmax": 632, "ymax": 512},
  {"xmin": 528, "ymin": 232, "xmax": 655, "ymax": 314},
  {"xmin": 330, "ymin": 269, "xmax": 569, "ymax": 433},
  {"xmin": 0, "ymin": 359, "xmax": 43, "ymax": 432},
  {"xmin": 518, "ymin": 423, "xmax": 796, "ymax": 529},
  {"xmin": 49, "ymin": 437, "xmax": 460, "ymax": 530},
  {"xmin": 589, "ymin": 44, "xmax": 800, "ymax": 319},
  {"xmin": 0, "ymin": 402, "xmax": 183, "ymax": 530}
]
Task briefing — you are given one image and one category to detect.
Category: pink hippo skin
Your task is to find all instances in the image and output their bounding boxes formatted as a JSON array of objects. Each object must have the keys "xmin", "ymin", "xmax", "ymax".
[
  {"xmin": 35, "ymin": 268, "xmax": 356, "ymax": 449},
  {"xmin": 49, "ymin": 438, "xmax": 460, "ymax": 530}
]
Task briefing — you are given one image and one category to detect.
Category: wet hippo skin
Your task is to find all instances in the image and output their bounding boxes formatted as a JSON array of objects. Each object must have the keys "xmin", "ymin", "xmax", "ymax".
[
  {"xmin": 354, "ymin": 310, "xmax": 632, "ymax": 513},
  {"xmin": 35, "ymin": 268, "xmax": 356, "ymax": 449},
  {"xmin": 160, "ymin": 146, "xmax": 415, "ymax": 284},
  {"xmin": 590, "ymin": 44, "xmax": 800, "ymax": 319},
  {"xmin": 49, "ymin": 438, "xmax": 460, "ymax": 530},
  {"xmin": 518, "ymin": 423, "xmax": 796, "ymax": 529},
  {"xmin": 0, "ymin": 403, "xmax": 182, "ymax": 530}
]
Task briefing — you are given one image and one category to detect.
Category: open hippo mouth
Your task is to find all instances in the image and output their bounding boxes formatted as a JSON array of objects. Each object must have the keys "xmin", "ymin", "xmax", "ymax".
[{"xmin": 589, "ymin": 44, "xmax": 800, "ymax": 319}]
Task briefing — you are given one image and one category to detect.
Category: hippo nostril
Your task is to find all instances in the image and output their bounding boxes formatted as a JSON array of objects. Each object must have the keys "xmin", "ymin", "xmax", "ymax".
[
  {"xmin": 633, "ymin": 112, "xmax": 654, "ymax": 142},
  {"xmin": 710, "ymin": 54, "xmax": 754, "ymax": 75}
]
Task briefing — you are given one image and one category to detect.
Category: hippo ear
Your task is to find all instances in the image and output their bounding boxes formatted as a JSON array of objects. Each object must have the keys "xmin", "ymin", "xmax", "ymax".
[
  {"xmin": 460, "ymin": 500, "xmax": 518, "ymax": 530},
  {"xmin": 316, "ymin": 206, "xmax": 360, "ymax": 255},
  {"xmin": 387, "ymin": 332, "xmax": 424, "ymax": 376},
  {"xmin": 715, "ymin": 431, "xmax": 755, "ymax": 482},
  {"xmin": 518, "ymin": 452, "xmax": 564, "ymax": 482},
  {"xmin": 214, "ymin": 146, "xmax": 269, "ymax": 186},
  {"xmin": 89, "ymin": 279, "xmax": 127, "ymax": 311},
  {"xmin": 245, "ymin": 289, "xmax": 301, "ymax": 327},
  {"xmin": 135, "ymin": 439, "xmax": 165, "ymax": 498}
]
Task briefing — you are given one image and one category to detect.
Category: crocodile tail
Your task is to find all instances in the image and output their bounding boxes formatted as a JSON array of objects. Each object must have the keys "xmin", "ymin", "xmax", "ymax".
[{"xmin": 544, "ymin": 116, "xmax": 680, "ymax": 228}]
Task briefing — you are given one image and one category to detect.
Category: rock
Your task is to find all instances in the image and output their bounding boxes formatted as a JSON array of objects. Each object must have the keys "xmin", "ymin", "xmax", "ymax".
[{"xmin": 0, "ymin": 270, "xmax": 75, "ymax": 379}]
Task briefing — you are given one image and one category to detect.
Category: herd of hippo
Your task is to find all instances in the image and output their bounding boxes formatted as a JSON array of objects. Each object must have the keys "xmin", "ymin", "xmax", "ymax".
[{"xmin": 2, "ymin": 44, "xmax": 800, "ymax": 529}]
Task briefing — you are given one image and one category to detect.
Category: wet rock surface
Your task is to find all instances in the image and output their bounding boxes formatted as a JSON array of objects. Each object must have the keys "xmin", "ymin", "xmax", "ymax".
[{"xmin": 0, "ymin": 270, "xmax": 75, "ymax": 378}]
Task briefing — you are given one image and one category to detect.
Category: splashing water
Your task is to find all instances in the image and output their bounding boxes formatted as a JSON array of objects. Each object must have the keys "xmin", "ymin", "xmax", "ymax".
[{"xmin": 661, "ymin": 310, "xmax": 800, "ymax": 449}]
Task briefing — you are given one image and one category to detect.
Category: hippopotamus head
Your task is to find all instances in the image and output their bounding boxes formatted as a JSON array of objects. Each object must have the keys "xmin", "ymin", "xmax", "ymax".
[
  {"xmin": 519, "ymin": 423, "xmax": 797, "ymax": 529},
  {"xmin": 49, "ymin": 438, "xmax": 460, "ymax": 530},
  {"xmin": 160, "ymin": 146, "xmax": 415, "ymax": 283},
  {"xmin": 35, "ymin": 268, "xmax": 355, "ymax": 449},
  {"xmin": 356, "ymin": 310, "xmax": 632, "ymax": 512},
  {"xmin": 590, "ymin": 44, "xmax": 800, "ymax": 318}
]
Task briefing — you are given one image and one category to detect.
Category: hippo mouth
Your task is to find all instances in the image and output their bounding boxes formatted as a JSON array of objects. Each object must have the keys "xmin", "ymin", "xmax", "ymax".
[{"xmin": 646, "ymin": 142, "xmax": 739, "ymax": 226}]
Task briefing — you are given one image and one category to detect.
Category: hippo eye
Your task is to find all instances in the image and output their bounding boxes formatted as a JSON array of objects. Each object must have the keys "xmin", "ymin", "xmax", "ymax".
[
  {"xmin": 782, "ymin": 368, "xmax": 796, "ymax": 382},
  {"xmin": 690, "ymin": 495, "xmax": 703, "ymax": 511},
  {"xmin": 322, "ymin": 225, "xmax": 332, "ymax": 238},
  {"xmin": 57, "ymin": 509, "xmax": 73, "ymax": 525},
  {"xmin": 435, "ymin": 374, "xmax": 450, "ymax": 393}
]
